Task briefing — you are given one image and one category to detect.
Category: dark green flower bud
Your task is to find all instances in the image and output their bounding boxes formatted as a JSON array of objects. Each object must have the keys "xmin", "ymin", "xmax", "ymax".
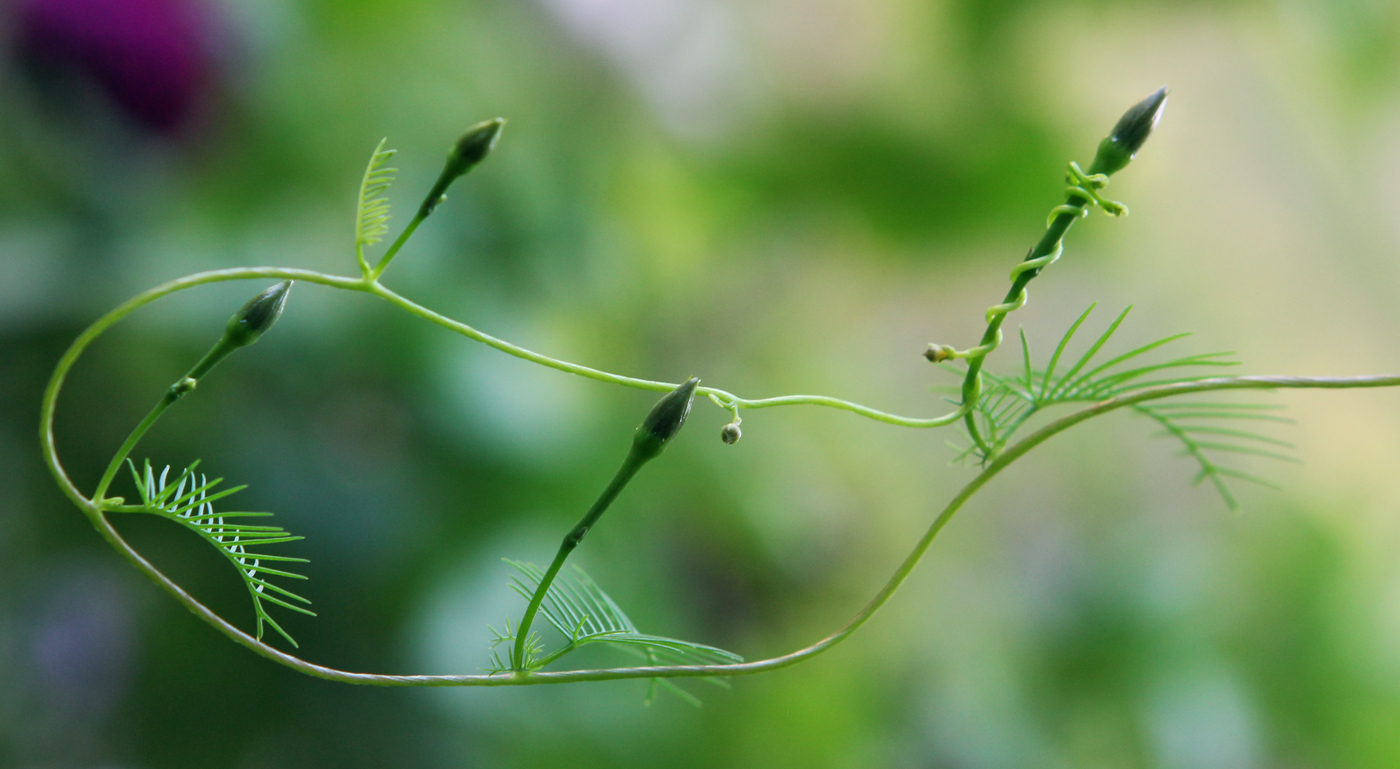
[
  {"xmin": 720, "ymin": 423, "xmax": 742, "ymax": 445},
  {"xmin": 417, "ymin": 118, "xmax": 505, "ymax": 217},
  {"xmin": 224, "ymin": 280, "xmax": 292, "ymax": 349},
  {"xmin": 633, "ymin": 377, "xmax": 700, "ymax": 460},
  {"xmin": 1090, "ymin": 86, "xmax": 1169, "ymax": 176}
]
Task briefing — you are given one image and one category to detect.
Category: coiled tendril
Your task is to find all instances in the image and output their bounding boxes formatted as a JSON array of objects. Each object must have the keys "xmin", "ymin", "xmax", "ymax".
[
  {"xmin": 1052, "ymin": 161, "xmax": 1126, "ymax": 221},
  {"xmin": 924, "ymin": 161, "xmax": 1133, "ymax": 457},
  {"xmin": 940, "ymin": 162, "xmax": 1126, "ymax": 366}
]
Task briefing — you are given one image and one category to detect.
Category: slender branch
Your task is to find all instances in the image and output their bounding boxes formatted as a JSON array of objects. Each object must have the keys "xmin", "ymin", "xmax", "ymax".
[
  {"xmin": 92, "ymin": 337, "xmax": 244, "ymax": 501},
  {"xmin": 960, "ymin": 207, "xmax": 1083, "ymax": 452},
  {"xmin": 512, "ymin": 451, "xmax": 648, "ymax": 669},
  {"xmin": 43, "ymin": 330, "xmax": 1400, "ymax": 685},
  {"xmin": 954, "ymin": 85, "xmax": 1171, "ymax": 456},
  {"xmin": 367, "ymin": 280, "xmax": 975, "ymax": 426},
  {"xmin": 371, "ymin": 211, "xmax": 426, "ymax": 278},
  {"xmin": 43, "ymin": 265, "xmax": 976, "ymax": 436},
  {"xmin": 41, "ymin": 268, "xmax": 367, "ymax": 512}
]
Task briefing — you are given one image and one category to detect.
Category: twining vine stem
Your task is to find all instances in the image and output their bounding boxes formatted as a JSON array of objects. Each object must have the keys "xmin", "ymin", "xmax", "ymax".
[
  {"xmin": 42, "ymin": 89, "xmax": 1400, "ymax": 688},
  {"xmin": 39, "ymin": 266, "xmax": 1400, "ymax": 685}
]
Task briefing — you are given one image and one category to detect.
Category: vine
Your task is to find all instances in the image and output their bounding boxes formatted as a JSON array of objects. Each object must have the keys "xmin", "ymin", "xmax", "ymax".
[{"xmin": 40, "ymin": 88, "xmax": 1400, "ymax": 695}]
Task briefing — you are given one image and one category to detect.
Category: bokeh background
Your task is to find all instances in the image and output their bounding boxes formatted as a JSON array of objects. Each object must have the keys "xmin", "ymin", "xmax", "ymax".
[{"xmin": 4, "ymin": 0, "xmax": 1400, "ymax": 766}]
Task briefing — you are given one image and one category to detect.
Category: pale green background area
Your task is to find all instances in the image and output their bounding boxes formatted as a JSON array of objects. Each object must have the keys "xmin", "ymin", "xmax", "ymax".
[{"xmin": 3, "ymin": 0, "xmax": 1400, "ymax": 767}]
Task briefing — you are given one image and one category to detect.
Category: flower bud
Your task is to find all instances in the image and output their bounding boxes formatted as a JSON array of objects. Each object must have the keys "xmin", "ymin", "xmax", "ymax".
[
  {"xmin": 223, "ymin": 281, "xmax": 292, "ymax": 348},
  {"xmin": 1090, "ymin": 87, "xmax": 1168, "ymax": 176},
  {"xmin": 924, "ymin": 343, "xmax": 956, "ymax": 363},
  {"xmin": 720, "ymin": 423, "xmax": 742, "ymax": 445},
  {"xmin": 418, "ymin": 118, "xmax": 505, "ymax": 217},
  {"xmin": 633, "ymin": 377, "xmax": 700, "ymax": 460}
]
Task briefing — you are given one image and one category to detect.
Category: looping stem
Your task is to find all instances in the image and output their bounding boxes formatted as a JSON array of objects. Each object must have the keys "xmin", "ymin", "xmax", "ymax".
[
  {"xmin": 44, "ymin": 336, "xmax": 1400, "ymax": 686},
  {"xmin": 38, "ymin": 260, "xmax": 1400, "ymax": 688}
]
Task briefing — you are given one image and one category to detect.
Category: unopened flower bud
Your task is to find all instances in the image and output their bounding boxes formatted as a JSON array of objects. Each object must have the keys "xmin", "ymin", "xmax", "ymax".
[
  {"xmin": 720, "ymin": 423, "xmax": 742, "ymax": 445},
  {"xmin": 418, "ymin": 118, "xmax": 505, "ymax": 217},
  {"xmin": 924, "ymin": 343, "xmax": 956, "ymax": 363},
  {"xmin": 633, "ymin": 377, "xmax": 700, "ymax": 460},
  {"xmin": 223, "ymin": 281, "xmax": 292, "ymax": 349},
  {"xmin": 1090, "ymin": 87, "xmax": 1168, "ymax": 176}
]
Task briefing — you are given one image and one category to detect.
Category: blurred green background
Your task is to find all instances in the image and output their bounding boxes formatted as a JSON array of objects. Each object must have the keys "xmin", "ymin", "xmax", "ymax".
[{"xmin": 4, "ymin": 0, "xmax": 1400, "ymax": 766}]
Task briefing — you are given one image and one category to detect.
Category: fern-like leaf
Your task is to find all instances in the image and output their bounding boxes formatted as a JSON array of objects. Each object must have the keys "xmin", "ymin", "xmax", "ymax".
[
  {"xmin": 1132, "ymin": 404, "xmax": 1298, "ymax": 509},
  {"xmin": 492, "ymin": 560, "xmax": 741, "ymax": 703},
  {"xmin": 944, "ymin": 305, "xmax": 1297, "ymax": 506},
  {"xmin": 354, "ymin": 138, "xmax": 397, "ymax": 269},
  {"xmin": 128, "ymin": 459, "xmax": 313, "ymax": 647}
]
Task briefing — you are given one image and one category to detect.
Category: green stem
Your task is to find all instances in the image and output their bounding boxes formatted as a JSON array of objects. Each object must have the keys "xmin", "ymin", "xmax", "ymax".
[
  {"xmin": 53, "ymin": 369, "xmax": 1400, "ymax": 685},
  {"xmin": 92, "ymin": 337, "xmax": 242, "ymax": 502},
  {"xmin": 366, "ymin": 279, "xmax": 973, "ymax": 427},
  {"xmin": 37, "ymin": 265, "xmax": 975, "ymax": 513},
  {"xmin": 960, "ymin": 205, "xmax": 1085, "ymax": 452},
  {"xmin": 960, "ymin": 153, "xmax": 1120, "ymax": 456},
  {"xmin": 532, "ymin": 641, "xmax": 579, "ymax": 670},
  {"xmin": 512, "ymin": 448, "xmax": 649, "ymax": 670},
  {"xmin": 94, "ymin": 401, "xmax": 170, "ymax": 503},
  {"xmin": 45, "ymin": 268, "xmax": 1400, "ymax": 686},
  {"xmin": 40, "ymin": 292, "xmax": 1400, "ymax": 685},
  {"xmin": 39, "ymin": 268, "xmax": 366, "ymax": 513},
  {"xmin": 371, "ymin": 211, "xmax": 427, "ymax": 279}
]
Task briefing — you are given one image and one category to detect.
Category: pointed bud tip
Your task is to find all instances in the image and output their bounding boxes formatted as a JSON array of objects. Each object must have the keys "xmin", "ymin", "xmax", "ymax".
[
  {"xmin": 635, "ymin": 377, "xmax": 700, "ymax": 458},
  {"xmin": 1110, "ymin": 86, "xmax": 1169, "ymax": 156},
  {"xmin": 224, "ymin": 280, "xmax": 292, "ymax": 348},
  {"xmin": 447, "ymin": 118, "xmax": 506, "ymax": 175},
  {"xmin": 1091, "ymin": 87, "xmax": 1169, "ymax": 176},
  {"xmin": 420, "ymin": 118, "xmax": 507, "ymax": 216}
]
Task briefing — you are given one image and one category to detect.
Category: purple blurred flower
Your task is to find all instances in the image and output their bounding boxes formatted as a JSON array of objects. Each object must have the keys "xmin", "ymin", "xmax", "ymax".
[{"xmin": 15, "ymin": 0, "xmax": 214, "ymax": 133}]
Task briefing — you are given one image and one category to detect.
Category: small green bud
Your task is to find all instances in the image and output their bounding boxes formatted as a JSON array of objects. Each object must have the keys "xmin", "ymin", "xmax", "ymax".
[
  {"xmin": 633, "ymin": 377, "xmax": 700, "ymax": 460},
  {"xmin": 224, "ymin": 280, "xmax": 292, "ymax": 348},
  {"xmin": 418, "ymin": 118, "xmax": 505, "ymax": 217},
  {"xmin": 924, "ymin": 343, "xmax": 956, "ymax": 363},
  {"xmin": 1090, "ymin": 86, "xmax": 1169, "ymax": 176},
  {"xmin": 720, "ymin": 423, "xmax": 742, "ymax": 445}
]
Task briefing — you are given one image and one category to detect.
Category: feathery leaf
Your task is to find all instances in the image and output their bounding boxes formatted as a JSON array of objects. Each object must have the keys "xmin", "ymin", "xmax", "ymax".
[
  {"xmin": 493, "ymin": 560, "xmax": 742, "ymax": 704},
  {"xmin": 355, "ymin": 139, "xmax": 397, "ymax": 258},
  {"xmin": 945, "ymin": 305, "xmax": 1298, "ymax": 505},
  {"xmin": 126, "ymin": 460, "xmax": 313, "ymax": 646}
]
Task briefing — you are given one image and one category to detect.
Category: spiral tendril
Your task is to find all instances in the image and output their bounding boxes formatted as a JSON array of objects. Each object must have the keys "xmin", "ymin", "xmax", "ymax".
[
  {"xmin": 941, "ymin": 161, "xmax": 1127, "ymax": 366},
  {"xmin": 929, "ymin": 160, "xmax": 1132, "ymax": 459},
  {"xmin": 1049, "ymin": 162, "xmax": 1126, "ymax": 224},
  {"xmin": 947, "ymin": 244, "xmax": 1062, "ymax": 361}
]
